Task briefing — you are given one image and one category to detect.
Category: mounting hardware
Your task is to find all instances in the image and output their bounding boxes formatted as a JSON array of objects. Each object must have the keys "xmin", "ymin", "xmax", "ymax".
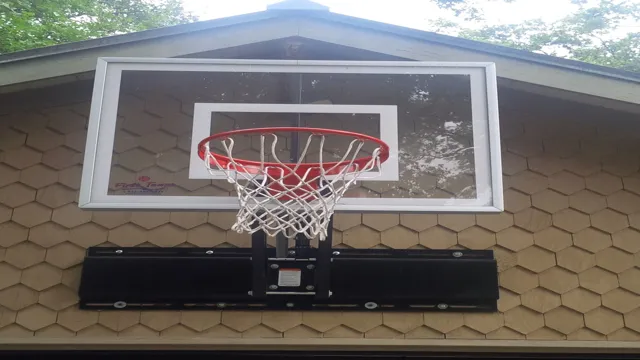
[
  {"xmin": 115, "ymin": 250, "xmax": 123, "ymax": 254},
  {"xmin": 80, "ymin": 247, "xmax": 499, "ymax": 312},
  {"xmin": 288, "ymin": 250, "xmax": 296, "ymax": 256},
  {"xmin": 364, "ymin": 302, "xmax": 378, "ymax": 310},
  {"xmin": 306, "ymin": 264, "xmax": 315, "ymax": 270},
  {"xmin": 205, "ymin": 250, "xmax": 214, "ymax": 255},
  {"xmin": 113, "ymin": 301, "xmax": 127, "ymax": 309},
  {"xmin": 332, "ymin": 251, "xmax": 340, "ymax": 255},
  {"xmin": 453, "ymin": 251, "xmax": 463, "ymax": 258},
  {"xmin": 286, "ymin": 302, "xmax": 295, "ymax": 308},
  {"xmin": 270, "ymin": 264, "xmax": 279, "ymax": 269}
]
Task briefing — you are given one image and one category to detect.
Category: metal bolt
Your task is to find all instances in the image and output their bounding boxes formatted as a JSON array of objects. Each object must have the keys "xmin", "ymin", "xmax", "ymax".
[
  {"xmin": 452, "ymin": 251, "xmax": 463, "ymax": 258},
  {"xmin": 270, "ymin": 264, "xmax": 279, "ymax": 269},
  {"xmin": 286, "ymin": 302, "xmax": 295, "ymax": 308},
  {"xmin": 217, "ymin": 303, "xmax": 227, "ymax": 308},
  {"xmin": 306, "ymin": 264, "xmax": 315, "ymax": 270},
  {"xmin": 306, "ymin": 285, "xmax": 315, "ymax": 291},
  {"xmin": 269, "ymin": 285, "xmax": 278, "ymax": 290},
  {"xmin": 332, "ymin": 251, "xmax": 340, "ymax": 255},
  {"xmin": 113, "ymin": 301, "xmax": 127, "ymax": 309},
  {"xmin": 437, "ymin": 303, "xmax": 449, "ymax": 310},
  {"xmin": 247, "ymin": 291, "xmax": 253, "ymax": 296},
  {"xmin": 288, "ymin": 250, "xmax": 296, "ymax": 256},
  {"xmin": 205, "ymin": 250, "xmax": 214, "ymax": 255},
  {"xmin": 364, "ymin": 302, "xmax": 378, "ymax": 310},
  {"xmin": 115, "ymin": 250, "xmax": 123, "ymax": 254}
]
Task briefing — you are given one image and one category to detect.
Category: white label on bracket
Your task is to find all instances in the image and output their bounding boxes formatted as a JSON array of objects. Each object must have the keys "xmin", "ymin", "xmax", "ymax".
[{"xmin": 278, "ymin": 269, "xmax": 302, "ymax": 287}]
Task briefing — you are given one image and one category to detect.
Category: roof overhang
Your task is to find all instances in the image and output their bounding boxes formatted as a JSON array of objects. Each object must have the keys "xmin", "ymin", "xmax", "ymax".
[{"xmin": 1, "ymin": 10, "xmax": 639, "ymax": 112}]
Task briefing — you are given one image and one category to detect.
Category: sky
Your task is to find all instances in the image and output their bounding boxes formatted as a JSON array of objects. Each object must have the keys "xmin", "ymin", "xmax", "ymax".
[{"xmin": 180, "ymin": 0, "xmax": 582, "ymax": 31}]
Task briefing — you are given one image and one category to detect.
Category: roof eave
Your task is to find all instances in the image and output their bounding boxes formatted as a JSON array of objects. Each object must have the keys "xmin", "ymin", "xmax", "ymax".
[
  {"xmin": 0, "ymin": 8, "xmax": 638, "ymax": 86},
  {"xmin": 0, "ymin": 11, "xmax": 276, "ymax": 64},
  {"xmin": 301, "ymin": 11, "xmax": 640, "ymax": 84}
]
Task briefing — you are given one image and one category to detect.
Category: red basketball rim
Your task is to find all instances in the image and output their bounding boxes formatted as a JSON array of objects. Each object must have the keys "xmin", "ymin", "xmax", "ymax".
[{"xmin": 197, "ymin": 127, "xmax": 390, "ymax": 177}]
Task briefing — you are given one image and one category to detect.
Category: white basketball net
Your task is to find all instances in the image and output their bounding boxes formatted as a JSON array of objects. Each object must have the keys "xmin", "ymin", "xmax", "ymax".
[{"xmin": 203, "ymin": 131, "xmax": 384, "ymax": 240}]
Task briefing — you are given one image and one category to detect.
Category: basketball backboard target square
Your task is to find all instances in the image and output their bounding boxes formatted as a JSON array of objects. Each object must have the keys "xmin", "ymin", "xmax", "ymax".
[{"xmin": 189, "ymin": 103, "xmax": 399, "ymax": 181}]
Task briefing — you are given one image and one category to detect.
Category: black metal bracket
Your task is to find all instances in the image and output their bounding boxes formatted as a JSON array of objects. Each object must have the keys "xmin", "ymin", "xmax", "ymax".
[
  {"xmin": 240, "ymin": 216, "xmax": 336, "ymax": 300},
  {"xmin": 79, "ymin": 241, "xmax": 499, "ymax": 312},
  {"xmin": 251, "ymin": 230, "xmax": 267, "ymax": 298}
]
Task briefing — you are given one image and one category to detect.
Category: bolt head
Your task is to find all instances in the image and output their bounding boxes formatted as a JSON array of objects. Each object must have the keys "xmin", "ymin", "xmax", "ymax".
[
  {"xmin": 452, "ymin": 251, "xmax": 463, "ymax": 258},
  {"xmin": 115, "ymin": 250, "xmax": 123, "ymax": 254},
  {"xmin": 113, "ymin": 301, "xmax": 127, "ymax": 309},
  {"xmin": 269, "ymin": 285, "xmax": 278, "ymax": 290},
  {"xmin": 286, "ymin": 302, "xmax": 295, "ymax": 308},
  {"xmin": 205, "ymin": 250, "xmax": 214, "ymax": 254},
  {"xmin": 437, "ymin": 303, "xmax": 449, "ymax": 310},
  {"xmin": 305, "ymin": 285, "xmax": 315, "ymax": 291},
  {"xmin": 306, "ymin": 264, "xmax": 315, "ymax": 270},
  {"xmin": 332, "ymin": 251, "xmax": 340, "ymax": 255},
  {"xmin": 270, "ymin": 264, "xmax": 279, "ymax": 269},
  {"xmin": 364, "ymin": 302, "xmax": 378, "ymax": 310}
]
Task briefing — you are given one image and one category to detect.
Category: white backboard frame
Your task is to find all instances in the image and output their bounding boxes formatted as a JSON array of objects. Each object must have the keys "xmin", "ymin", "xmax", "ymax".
[
  {"xmin": 189, "ymin": 103, "xmax": 399, "ymax": 181},
  {"xmin": 79, "ymin": 57, "xmax": 503, "ymax": 212}
]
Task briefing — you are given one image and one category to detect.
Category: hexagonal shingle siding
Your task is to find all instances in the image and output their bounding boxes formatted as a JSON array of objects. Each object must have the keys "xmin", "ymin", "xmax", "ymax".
[{"xmin": 0, "ymin": 78, "xmax": 640, "ymax": 343}]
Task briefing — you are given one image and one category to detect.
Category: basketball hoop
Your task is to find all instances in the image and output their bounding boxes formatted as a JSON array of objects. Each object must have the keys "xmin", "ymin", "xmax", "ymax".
[{"xmin": 198, "ymin": 127, "xmax": 389, "ymax": 240}]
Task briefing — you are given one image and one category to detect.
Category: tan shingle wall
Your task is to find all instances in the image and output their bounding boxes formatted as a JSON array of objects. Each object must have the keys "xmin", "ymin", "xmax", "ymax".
[{"xmin": 1, "ymin": 82, "xmax": 640, "ymax": 342}]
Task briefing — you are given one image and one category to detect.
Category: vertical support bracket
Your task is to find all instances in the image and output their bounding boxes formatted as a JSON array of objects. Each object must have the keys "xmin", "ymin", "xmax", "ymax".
[
  {"xmin": 315, "ymin": 215, "xmax": 334, "ymax": 299},
  {"xmin": 275, "ymin": 233, "xmax": 288, "ymax": 258},
  {"xmin": 251, "ymin": 229, "xmax": 267, "ymax": 298}
]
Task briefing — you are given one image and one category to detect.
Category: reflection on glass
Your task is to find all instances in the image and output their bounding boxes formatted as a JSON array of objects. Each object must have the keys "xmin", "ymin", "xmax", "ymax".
[{"xmin": 302, "ymin": 73, "xmax": 476, "ymax": 199}]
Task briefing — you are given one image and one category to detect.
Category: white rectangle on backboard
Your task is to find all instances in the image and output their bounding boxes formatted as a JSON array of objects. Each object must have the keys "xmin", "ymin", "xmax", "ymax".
[{"xmin": 189, "ymin": 103, "xmax": 399, "ymax": 181}]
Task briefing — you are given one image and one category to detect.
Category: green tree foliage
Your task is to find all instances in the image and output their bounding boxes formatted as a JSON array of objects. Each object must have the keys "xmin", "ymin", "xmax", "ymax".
[
  {"xmin": 431, "ymin": 0, "xmax": 640, "ymax": 72},
  {"xmin": 0, "ymin": 0, "xmax": 195, "ymax": 54},
  {"xmin": 432, "ymin": 0, "xmax": 515, "ymax": 21}
]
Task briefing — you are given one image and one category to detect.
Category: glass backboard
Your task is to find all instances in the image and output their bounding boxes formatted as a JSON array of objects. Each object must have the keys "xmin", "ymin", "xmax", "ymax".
[{"xmin": 80, "ymin": 58, "xmax": 502, "ymax": 212}]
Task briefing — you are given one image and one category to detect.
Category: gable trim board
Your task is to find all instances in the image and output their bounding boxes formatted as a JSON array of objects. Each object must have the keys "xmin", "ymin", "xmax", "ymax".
[
  {"xmin": 1, "ymin": 11, "xmax": 639, "ymax": 110},
  {"xmin": 1, "ymin": 338, "xmax": 640, "ymax": 353}
]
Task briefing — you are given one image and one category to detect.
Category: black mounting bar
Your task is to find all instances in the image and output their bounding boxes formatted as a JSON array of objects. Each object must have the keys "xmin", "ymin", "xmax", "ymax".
[{"xmin": 79, "ymin": 219, "xmax": 499, "ymax": 311}]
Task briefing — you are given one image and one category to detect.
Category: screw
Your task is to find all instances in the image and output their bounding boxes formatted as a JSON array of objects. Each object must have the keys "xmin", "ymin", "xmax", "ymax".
[
  {"xmin": 306, "ymin": 264, "xmax": 315, "ymax": 270},
  {"xmin": 270, "ymin": 264, "xmax": 279, "ymax": 269},
  {"xmin": 205, "ymin": 250, "xmax": 214, "ymax": 255},
  {"xmin": 269, "ymin": 285, "xmax": 278, "ymax": 290},
  {"xmin": 217, "ymin": 303, "xmax": 227, "ymax": 308},
  {"xmin": 306, "ymin": 285, "xmax": 315, "ymax": 291},
  {"xmin": 452, "ymin": 251, "xmax": 463, "ymax": 258},
  {"xmin": 288, "ymin": 250, "xmax": 296, "ymax": 256},
  {"xmin": 437, "ymin": 303, "xmax": 449, "ymax": 310},
  {"xmin": 113, "ymin": 301, "xmax": 127, "ymax": 309},
  {"xmin": 247, "ymin": 291, "xmax": 253, "ymax": 296},
  {"xmin": 286, "ymin": 302, "xmax": 295, "ymax": 308},
  {"xmin": 332, "ymin": 251, "xmax": 340, "ymax": 255},
  {"xmin": 115, "ymin": 250, "xmax": 123, "ymax": 254},
  {"xmin": 364, "ymin": 302, "xmax": 378, "ymax": 310}
]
